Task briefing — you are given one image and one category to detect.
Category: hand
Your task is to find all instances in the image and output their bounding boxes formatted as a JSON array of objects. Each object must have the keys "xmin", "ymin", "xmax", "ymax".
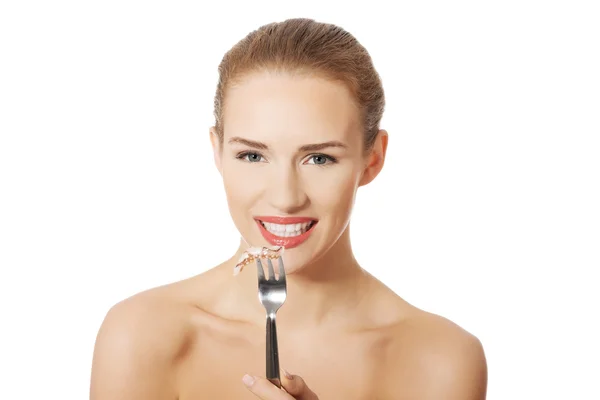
[{"xmin": 242, "ymin": 369, "xmax": 319, "ymax": 399}]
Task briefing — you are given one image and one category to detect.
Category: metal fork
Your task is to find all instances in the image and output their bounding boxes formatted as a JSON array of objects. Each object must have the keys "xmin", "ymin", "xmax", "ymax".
[{"xmin": 255, "ymin": 256, "xmax": 287, "ymax": 388}]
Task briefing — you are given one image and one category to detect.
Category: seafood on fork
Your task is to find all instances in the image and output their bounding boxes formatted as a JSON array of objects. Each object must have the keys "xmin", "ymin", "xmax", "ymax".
[{"xmin": 233, "ymin": 245, "xmax": 285, "ymax": 276}]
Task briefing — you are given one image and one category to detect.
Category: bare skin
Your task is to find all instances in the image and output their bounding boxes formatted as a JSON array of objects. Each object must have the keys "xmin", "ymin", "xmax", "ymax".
[
  {"xmin": 90, "ymin": 72, "xmax": 487, "ymax": 399},
  {"xmin": 90, "ymin": 241, "xmax": 487, "ymax": 399}
]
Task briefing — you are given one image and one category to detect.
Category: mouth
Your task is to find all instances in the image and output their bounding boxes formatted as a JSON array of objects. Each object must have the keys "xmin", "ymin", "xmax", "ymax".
[{"xmin": 254, "ymin": 216, "xmax": 318, "ymax": 248}]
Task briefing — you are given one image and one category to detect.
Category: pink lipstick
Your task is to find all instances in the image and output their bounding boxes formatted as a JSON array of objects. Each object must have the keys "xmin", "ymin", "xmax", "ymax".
[{"xmin": 254, "ymin": 216, "xmax": 317, "ymax": 249}]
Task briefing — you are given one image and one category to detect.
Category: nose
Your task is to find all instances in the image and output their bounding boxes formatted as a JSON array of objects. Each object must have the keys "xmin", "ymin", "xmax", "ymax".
[{"xmin": 267, "ymin": 165, "xmax": 308, "ymax": 214}]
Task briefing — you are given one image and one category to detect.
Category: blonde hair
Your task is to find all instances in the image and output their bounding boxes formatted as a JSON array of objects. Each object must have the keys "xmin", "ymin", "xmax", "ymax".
[{"xmin": 213, "ymin": 18, "xmax": 385, "ymax": 150}]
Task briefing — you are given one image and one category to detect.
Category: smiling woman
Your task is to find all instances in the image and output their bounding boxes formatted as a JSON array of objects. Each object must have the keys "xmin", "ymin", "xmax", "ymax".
[
  {"xmin": 213, "ymin": 71, "xmax": 375, "ymax": 277},
  {"xmin": 90, "ymin": 18, "xmax": 487, "ymax": 400}
]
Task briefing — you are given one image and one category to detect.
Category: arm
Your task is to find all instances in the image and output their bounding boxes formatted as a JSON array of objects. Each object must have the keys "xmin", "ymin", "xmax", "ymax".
[
  {"xmin": 419, "ymin": 333, "xmax": 488, "ymax": 400},
  {"xmin": 383, "ymin": 317, "xmax": 488, "ymax": 400},
  {"xmin": 89, "ymin": 297, "xmax": 185, "ymax": 400}
]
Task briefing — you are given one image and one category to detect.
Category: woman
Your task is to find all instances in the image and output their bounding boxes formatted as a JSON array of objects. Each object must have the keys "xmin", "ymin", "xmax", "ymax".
[{"xmin": 90, "ymin": 18, "xmax": 488, "ymax": 399}]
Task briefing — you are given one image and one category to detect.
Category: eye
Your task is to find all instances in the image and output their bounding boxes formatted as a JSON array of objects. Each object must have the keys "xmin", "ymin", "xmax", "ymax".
[
  {"xmin": 304, "ymin": 154, "xmax": 337, "ymax": 166},
  {"xmin": 236, "ymin": 152, "xmax": 265, "ymax": 163}
]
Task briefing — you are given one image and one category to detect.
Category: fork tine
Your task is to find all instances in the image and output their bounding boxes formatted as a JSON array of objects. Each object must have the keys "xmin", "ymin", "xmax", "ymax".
[
  {"xmin": 256, "ymin": 258, "xmax": 265, "ymax": 281},
  {"xmin": 278, "ymin": 256, "xmax": 285, "ymax": 281},
  {"xmin": 267, "ymin": 258, "xmax": 275, "ymax": 280}
]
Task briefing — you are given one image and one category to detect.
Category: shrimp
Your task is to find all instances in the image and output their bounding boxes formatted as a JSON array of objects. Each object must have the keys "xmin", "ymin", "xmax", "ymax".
[{"xmin": 233, "ymin": 245, "xmax": 284, "ymax": 276}]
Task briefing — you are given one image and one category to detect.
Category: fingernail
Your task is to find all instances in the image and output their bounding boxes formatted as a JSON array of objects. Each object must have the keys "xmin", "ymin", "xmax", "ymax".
[
  {"xmin": 283, "ymin": 368, "xmax": 293, "ymax": 379},
  {"xmin": 242, "ymin": 374, "xmax": 255, "ymax": 387}
]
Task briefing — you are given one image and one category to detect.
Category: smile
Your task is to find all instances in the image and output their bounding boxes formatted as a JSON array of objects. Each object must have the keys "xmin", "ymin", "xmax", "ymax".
[{"xmin": 254, "ymin": 216, "xmax": 318, "ymax": 248}]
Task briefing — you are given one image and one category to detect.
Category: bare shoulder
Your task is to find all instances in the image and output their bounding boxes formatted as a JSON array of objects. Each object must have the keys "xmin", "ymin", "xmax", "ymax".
[
  {"xmin": 382, "ymin": 306, "xmax": 488, "ymax": 399},
  {"xmin": 90, "ymin": 281, "xmax": 198, "ymax": 400}
]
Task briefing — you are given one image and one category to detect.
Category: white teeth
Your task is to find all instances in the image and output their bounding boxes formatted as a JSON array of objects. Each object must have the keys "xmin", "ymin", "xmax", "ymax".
[{"xmin": 260, "ymin": 221, "xmax": 314, "ymax": 237}]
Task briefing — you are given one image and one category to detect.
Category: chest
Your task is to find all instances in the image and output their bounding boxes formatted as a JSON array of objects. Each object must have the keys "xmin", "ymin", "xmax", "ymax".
[{"xmin": 177, "ymin": 328, "xmax": 384, "ymax": 400}]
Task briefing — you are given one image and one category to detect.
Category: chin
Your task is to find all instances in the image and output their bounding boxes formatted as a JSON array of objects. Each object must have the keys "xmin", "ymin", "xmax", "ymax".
[
  {"xmin": 276, "ymin": 247, "xmax": 316, "ymax": 274},
  {"xmin": 237, "ymin": 215, "xmax": 345, "ymax": 275},
  {"xmin": 238, "ymin": 230, "xmax": 321, "ymax": 275}
]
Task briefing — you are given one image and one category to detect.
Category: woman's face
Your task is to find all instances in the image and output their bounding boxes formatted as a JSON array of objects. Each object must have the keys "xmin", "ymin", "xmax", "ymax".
[{"xmin": 211, "ymin": 71, "xmax": 386, "ymax": 273}]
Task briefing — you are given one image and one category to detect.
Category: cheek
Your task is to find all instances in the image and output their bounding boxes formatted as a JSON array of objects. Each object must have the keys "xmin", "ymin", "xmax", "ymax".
[
  {"xmin": 222, "ymin": 162, "xmax": 261, "ymax": 213},
  {"xmin": 305, "ymin": 167, "xmax": 360, "ymax": 217}
]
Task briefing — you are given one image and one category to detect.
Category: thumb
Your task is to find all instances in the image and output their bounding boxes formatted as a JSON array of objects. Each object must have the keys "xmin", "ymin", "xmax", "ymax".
[{"xmin": 281, "ymin": 369, "xmax": 319, "ymax": 399}]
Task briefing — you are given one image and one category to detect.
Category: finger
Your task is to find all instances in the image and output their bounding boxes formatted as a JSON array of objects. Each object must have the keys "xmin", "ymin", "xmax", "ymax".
[
  {"xmin": 243, "ymin": 374, "xmax": 295, "ymax": 399},
  {"xmin": 281, "ymin": 369, "xmax": 319, "ymax": 400}
]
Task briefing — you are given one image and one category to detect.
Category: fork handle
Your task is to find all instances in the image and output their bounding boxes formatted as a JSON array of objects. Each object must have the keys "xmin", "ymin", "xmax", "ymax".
[{"xmin": 266, "ymin": 314, "xmax": 281, "ymax": 388}]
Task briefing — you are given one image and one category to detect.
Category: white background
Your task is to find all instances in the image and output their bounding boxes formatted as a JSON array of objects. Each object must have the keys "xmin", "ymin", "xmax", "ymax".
[{"xmin": 1, "ymin": 0, "xmax": 598, "ymax": 398}]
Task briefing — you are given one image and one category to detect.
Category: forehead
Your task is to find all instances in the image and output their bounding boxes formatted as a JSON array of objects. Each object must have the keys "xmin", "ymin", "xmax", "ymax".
[{"xmin": 222, "ymin": 71, "xmax": 361, "ymax": 146}]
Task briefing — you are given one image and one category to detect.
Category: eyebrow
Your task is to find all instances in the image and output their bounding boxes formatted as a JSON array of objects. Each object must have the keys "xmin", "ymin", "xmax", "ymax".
[{"xmin": 228, "ymin": 136, "xmax": 348, "ymax": 152}]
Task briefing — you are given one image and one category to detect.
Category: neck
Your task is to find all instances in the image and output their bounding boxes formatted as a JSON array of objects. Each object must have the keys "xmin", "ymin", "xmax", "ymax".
[{"xmin": 219, "ymin": 227, "xmax": 371, "ymax": 331}]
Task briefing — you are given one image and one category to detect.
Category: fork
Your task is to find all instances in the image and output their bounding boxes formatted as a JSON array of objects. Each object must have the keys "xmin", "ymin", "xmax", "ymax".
[{"xmin": 255, "ymin": 256, "xmax": 287, "ymax": 388}]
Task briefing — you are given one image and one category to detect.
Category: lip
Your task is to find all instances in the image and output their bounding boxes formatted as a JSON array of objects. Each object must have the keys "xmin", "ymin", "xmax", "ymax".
[
  {"xmin": 254, "ymin": 217, "xmax": 317, "ymax": 249},
  {"xmin": 255, "ymin": 216, "xmax": 316, "ymax": 224}
]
